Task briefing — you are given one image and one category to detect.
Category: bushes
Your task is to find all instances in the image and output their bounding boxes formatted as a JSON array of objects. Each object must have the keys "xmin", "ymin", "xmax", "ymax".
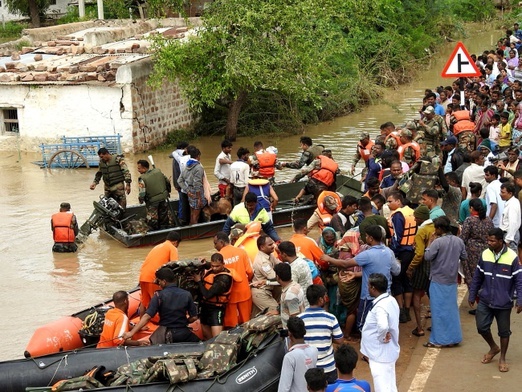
[{"xmin": 0, "ymin": 21, "xmax": 27, "ymax": 39}]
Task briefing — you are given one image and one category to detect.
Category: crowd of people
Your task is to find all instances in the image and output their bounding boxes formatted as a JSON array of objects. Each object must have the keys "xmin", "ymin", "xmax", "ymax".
[{"xmin": 50, "ymin": 27, "xmax": 522, "ymax": 391}]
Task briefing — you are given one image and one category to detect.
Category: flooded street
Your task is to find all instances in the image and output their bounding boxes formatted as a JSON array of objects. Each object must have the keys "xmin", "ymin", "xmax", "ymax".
[{"xmin": 0, "ymin": 28, "xmax": 498, "ymax": 360}]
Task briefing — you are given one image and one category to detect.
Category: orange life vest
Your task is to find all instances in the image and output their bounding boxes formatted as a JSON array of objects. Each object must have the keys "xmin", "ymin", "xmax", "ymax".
[
  {"xmin": 397, "ymin": 141, "xmax": 421, "ymax": 163},
  {"xmin": 51, "ymin": 212, "xmax": 75, "ymax": 243},
  {"xmin": 388, "ymin": 206, "xmax": 417, "ymax": 246},
  {"xmin": 384, "ymin": 132, "xmax": 402, "ymax": 149},
  {"xmin": 452, "ymin": 110, "xmax": 475, "ymax": 136},
  {"xmin": 311, "ymin": 155, "xmax": 339, "ymax": 186},
  {"xmin": 255, "ymin": 150, "xmax": 277, "ymax": 178},
  {"xmin": 202, "ymin": 268, "xmax": 237, "ymax": 307},
  {"xmin": 357, "ymin": 140, "xmax": 375, "ymax": 162},
  {"xmin": 317, "ymin": 191, "xmax": 342, "ymax": 215}
]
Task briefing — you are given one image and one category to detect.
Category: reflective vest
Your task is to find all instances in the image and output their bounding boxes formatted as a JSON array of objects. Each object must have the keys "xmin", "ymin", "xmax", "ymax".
[
  {"xmin": 388, "ymin": 206, "xmax": 416, "ymax": 246},
  {"xmin": 384, "ymin": 132, "xmax": 402, "ymax": 148},
  {"xmin": 140, "ymin": 168, "xmax": 169, "ymax": 204},
  {"xmin": 310, "ymin": 156, "xmax": 339, "ymax": 186},
  {"xmin": 52, "ymin": 212, "xmax": 75, "ymax": 243},
  {"xmin": 248, "ymin": 178, "xmax": 271, "ymax": 210},
  {"xmin": 202, "ymin": 269, "xmax": 234, "ymax": 307},
  {"xmin": 452, "ymin": 110, "xmax": 475, "ymax": 136},
  {"xmin": 397, "ymin": 141, "xmax": 421, "ymax": 162},
  {"xmin": 99, "ymin": 155, "xmax": 125, "ymax": 186},
  {"xmin": 255, "ymin": 150, "xmax": 277, "ymax": 178},
  {"xmin": 357, "ymin": 140, "xmax": 375, "ymax": 162}
]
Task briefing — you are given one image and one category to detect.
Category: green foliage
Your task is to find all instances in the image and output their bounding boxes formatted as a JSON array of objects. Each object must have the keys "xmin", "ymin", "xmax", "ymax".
[
  {"xmin": 148, "ymin": 0, "xmax": 501, "ymax": 138},
  {"xmin": 146, "ymin": 0, "xmax": 185, "ymax": 18},
  {"xmin": 105, "ymin": 0, "xmax": 133, "ymax": 19},
  {"xmin": 57, "ymin": 5, "xmax": 97, "ymax": 24},
  {"xmin": 5, "ymin": 0, "xmax": 51, "ymax": 17},
  {"xmin": 15, "ymin": 39, "xmax": 31, "ymax": 51},
  {"xmin": 0, "ymin": 21, "xmax": 27, "ymax": 39},
  {"xmin": 160, "ymin": 128, "xmax": 197, "ymax": 150}
]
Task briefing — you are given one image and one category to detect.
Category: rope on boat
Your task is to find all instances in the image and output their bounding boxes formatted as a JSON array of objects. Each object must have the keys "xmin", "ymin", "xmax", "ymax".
[{"xmin": 46, "ymin": 354, "xmax": 69, "ymax": 386}]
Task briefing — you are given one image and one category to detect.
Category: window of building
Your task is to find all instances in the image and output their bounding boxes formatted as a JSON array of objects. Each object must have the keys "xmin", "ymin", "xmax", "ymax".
[{"xmin": 3, "ymin": 109, "xmax": 19, "ymax": 133}]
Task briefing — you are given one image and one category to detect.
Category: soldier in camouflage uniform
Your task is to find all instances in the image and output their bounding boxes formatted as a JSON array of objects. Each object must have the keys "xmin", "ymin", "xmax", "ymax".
[
  {"xmin": 90, "ymin": 148, "xmax": 132, "ymax": 209},
  {"xmin": 381, "ymin": 122, "xmax": 400, "ymax": 151},
  {"xmin": 417, "ymin": 106, "xmax": 447, "ymax": 160},
  {"xmin": 281, "ymin": 136, "xmax": 324, "ymax": 182},
  {"xmin": 137, "ymin": 160, "xmax": 174, "ymax": 231},
  {"xmin": 398, "ymin": 129, "xmax": 421, "ymax": 167}
]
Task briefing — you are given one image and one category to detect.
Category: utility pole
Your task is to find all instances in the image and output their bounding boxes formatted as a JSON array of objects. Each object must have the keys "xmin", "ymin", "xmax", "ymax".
[
  {"xmin": 97, "ymin": 0, "xmax": 104, "ymax": 20},
  {"xmin": 78, "ymin": 0, "xmax": 85, "ymax": 18}
]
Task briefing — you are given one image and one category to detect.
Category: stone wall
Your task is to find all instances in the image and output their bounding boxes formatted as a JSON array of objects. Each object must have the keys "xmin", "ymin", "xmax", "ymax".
[{"xmin": 127, "ymin": 60, "xmax": 193, "ymax": 152}]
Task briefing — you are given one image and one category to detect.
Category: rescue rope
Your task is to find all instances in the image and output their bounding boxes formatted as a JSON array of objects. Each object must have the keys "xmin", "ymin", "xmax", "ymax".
[{"xmin": 45, "ymin": 354, "xmax": 69, "ymax": 386}]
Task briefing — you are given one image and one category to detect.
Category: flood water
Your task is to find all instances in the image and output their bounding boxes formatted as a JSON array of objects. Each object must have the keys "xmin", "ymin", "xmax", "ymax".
[{"xmin": 0, "ymin": 28, "xmax": 499, "ymax": 360}]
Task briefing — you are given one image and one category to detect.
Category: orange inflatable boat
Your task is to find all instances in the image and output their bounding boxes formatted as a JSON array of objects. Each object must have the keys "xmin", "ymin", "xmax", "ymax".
[{"xmin": 24, "ymin": 287, "xmax": 203, "ymax": 358}]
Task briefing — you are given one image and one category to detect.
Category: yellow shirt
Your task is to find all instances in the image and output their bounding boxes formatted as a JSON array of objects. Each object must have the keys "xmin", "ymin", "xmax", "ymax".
[{"xmin": 499, "ymin": 123, "xmax": 512, "ymax": 147}]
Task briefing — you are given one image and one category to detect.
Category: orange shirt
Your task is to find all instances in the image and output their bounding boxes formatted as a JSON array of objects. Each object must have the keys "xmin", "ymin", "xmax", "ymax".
[
  {"xmin": 289, "ymin": 233, "xmax": 324, "ymax": 264},
  {"xmin": 97, "ymin": 308, "xmax": 128, "ymax": 348},
  {"xmin": 139, "ymin": 240, "xmax": 178, "ymax": 283},
  {"xmin": 219, "ymin": 244, "xmax": 253, "ymax": 303}
]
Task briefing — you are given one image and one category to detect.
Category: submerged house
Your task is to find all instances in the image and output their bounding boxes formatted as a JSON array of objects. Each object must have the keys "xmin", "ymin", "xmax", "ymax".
[{"xmin": 0, "ymin": 19, "xmax": 197, "ymax": 152}]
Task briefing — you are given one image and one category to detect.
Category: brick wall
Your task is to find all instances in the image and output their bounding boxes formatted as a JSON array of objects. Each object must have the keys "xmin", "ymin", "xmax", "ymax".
[{"xmin": 130, "ymin": 73, "xmax": 193, "ymax": 153}]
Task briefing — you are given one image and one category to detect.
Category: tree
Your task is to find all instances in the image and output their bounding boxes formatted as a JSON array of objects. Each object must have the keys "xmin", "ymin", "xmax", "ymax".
[
  {"xmin": 149, "ymin": 0, "xmax": 350, "ymax": 141},
  {"xmin": 5, "ymin": 0, "xmax": 51, "ymax": 27}
]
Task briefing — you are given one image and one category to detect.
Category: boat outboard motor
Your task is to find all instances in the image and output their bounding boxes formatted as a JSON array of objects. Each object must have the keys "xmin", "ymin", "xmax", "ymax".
[{"xmin": 76, "ymin": 196, "xmax": 124, "ymax": 244}]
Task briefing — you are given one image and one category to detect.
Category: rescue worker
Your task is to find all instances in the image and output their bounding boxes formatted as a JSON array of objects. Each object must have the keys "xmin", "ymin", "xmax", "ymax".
[
  {"xmin": 124, "ymin": 267, "xmax": 200, "ymax": 344},
  {"xmin": 51, "ymin": 202, "xmax": 79, "ymax": 253},
  {"xmin": 90, "ymin": 148, "xmax": 132, "ymax": 209},
  {"xmin": 97, "ymin": 291, "xmax": 150, "ymax": 348},
  {"xmin": 397, "ymin": 129, "xmax": 421, "ymax": 167},
  {"xmin": 417, "ymin": 106, "xmax": 447, "ymax": 159},
  {"xmin": 139, "ymin": 231, "xmax": 181, "ymax": 322},
  {"xmin": 451, "ymin": 110, "xmax": 477, "ymax": 152},
  {"xmin": 249, "ymin": 141, "xmax": 280, "ymax": 183},
  {"xmin": 350, "ymin": 131, "xmax": 375, "ymax": 181},
  {"xmin": 213, "ymin": 231, "xmax": 253, "ymax": 328},
  {"xmin": 242, "ymin": 177, "xmax": 279, "ymax": 219},
  {"xmin": 387, "ymin": 192, "xmax": 417, "ymax": 324},
  {"xmin": 137, "ymin": 160, "xmax": 173, "ymax": 231},
  {"xmin": 293, "ymin": 154, "xmax": 339, "ymax": 201},
  {"xmin": 193, "ymin": 253, "xmax": 236, "ymax": 339},
  {"xmin": 306, "ymin": 191, "xmax": 342, "ymax": 232},
  {"xmin": 222, "ymin": 192, "xmax": 281, "ymax": 242},
  {"xmin": 281, "ymin": 136, "xmax": 324, "ymax": 178}
]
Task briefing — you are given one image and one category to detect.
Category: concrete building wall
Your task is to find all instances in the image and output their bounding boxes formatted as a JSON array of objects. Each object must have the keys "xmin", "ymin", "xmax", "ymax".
[
  {"xmin": 0, "ymin": 0, "xmax": 69, "ymax": 22},
  {"xmin": 0, "ymin": 83, "xmax": 133, "ymax": 151}
]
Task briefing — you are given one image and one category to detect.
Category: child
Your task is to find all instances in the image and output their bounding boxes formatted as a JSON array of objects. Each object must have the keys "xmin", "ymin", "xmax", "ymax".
[
  {"xmin": 489, "ymin": 114, "xmax": 500, "ymax": 146},
  {"xmin": 499, "ymin": 111, "xmax": 512, "ymax": 150},
  {"xmin": 479, "ymin": 127, "xmax": 498, "ymax": 153}
]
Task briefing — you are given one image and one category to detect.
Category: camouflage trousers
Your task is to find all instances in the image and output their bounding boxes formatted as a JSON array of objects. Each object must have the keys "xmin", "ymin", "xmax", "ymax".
[
  {"xmin": 104, "ymin": 182, "xmax": 126, "ymax": 209},
  {"xmin": 146, "ymin": 200, "xmax": 173, "ymax": 230},
  {"xmin": 423, "ymin": 144, "xmax": 441, "ymax": 161},
  {"xmin": 457, "ymin": 131, "xmax": 476, "ymax": 152}
]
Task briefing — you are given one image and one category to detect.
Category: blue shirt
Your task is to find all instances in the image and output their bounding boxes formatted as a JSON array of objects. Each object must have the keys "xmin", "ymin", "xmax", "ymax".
[
  {"xmin": 326, "ymin": 378, "xmax": 371, "ymax": 392},
  {"xmin": 429, "ymin": 205, "xmax": 445, "ymax": 220},
  {"xmin": 354, "ymin": 244, "xmax": 400, "ymax": 300},
  {"xmin": 365, "ymin": 157, "xmax": 382, "ymax": 190},
  {"xmin": 459, "ymin": 198, "xmax": 487, "ymax": 223},
  {"xmin": 434, "ymin": 102, "xmax": 445, "ymax": 116}
]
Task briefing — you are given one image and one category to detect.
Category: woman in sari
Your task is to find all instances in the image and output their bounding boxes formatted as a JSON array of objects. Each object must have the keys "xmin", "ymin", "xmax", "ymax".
[{"xmin": 318, "ymin": 227, "xmax": 342, "ymax": 318}]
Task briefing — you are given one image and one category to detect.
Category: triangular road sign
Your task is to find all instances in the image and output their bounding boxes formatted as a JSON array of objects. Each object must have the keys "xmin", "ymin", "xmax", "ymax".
[{"xmin": 441, "ymin": 42, "xmax": 481, "ymax": 78}]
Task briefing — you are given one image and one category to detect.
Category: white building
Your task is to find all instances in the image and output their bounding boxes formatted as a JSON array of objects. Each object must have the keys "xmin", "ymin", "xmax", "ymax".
[{"xmin": 0, "ymin": 0, "xmax": 70, "ymax": 22}]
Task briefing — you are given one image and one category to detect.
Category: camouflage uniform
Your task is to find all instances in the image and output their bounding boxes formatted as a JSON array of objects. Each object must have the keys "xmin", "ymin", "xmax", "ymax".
[
  {"xmin": 139, "ymin": 168, "xmax": 174, "ymax": 231},
  {"xmin": 419, "ymin": 115, "xmax": 446, "ymax": 159},
  {"xmin": 93, "ymin": 155, "xmax": 131, "ymax": 209},
  {"xmin": 384, "ymin": 133, "xmax": 400, "ymax": 151},
  {"xmin": 457, "ymin": 131, "xmax": 476, "ymax": 152}
]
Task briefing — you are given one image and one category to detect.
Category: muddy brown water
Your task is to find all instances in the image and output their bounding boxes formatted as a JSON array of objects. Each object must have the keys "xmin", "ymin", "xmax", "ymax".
[{"xmin": 0, "ymin": 28, "xmax": 499, "ymax": 361}]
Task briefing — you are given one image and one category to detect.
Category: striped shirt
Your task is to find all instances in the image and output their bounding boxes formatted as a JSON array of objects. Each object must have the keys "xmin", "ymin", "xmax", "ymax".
[{"xmin": 299, "ymin": 307, "xmax": 343, "ymax": 373}]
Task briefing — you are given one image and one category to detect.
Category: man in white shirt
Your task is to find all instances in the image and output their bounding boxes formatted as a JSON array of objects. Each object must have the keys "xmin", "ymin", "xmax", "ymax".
[
  {"xmin": 214, "ymin": 139, "xmax": 233, "ymax": 197},
  {"xmin": 278, "ymin": 316, "xmax": 318, "ymax": 392},
  {"xmin": 499, "ymin": 182, "xmax": 521, "ymax": 251},
  {"xmin": 484, "ymin": 165, "xmax": 505, "ymax": 227},
  {"xmin": 360, "ymin": 273, "xmax": 400, "ymax": 392},
  {"xmin": 461, "ymin": 150, "xmax": 487, "ymax": 199},
  {"xmin": 229, "ymin": 147, "xmax": 251, "ymax": 205}
]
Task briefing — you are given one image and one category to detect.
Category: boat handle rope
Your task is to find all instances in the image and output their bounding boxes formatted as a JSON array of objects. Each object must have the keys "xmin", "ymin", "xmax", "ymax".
[{"xmin": 44, "ymin": 353, "xmax": 69, "ymax": 386}]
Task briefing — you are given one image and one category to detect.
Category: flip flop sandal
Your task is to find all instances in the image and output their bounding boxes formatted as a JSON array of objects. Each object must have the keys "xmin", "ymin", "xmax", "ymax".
[
  {"xmin": 423, "ymin": 342, "xmax": 442, "ymax": 348},
  {"xmin": 411, "ymin": 328, "xmax": 425, "ymax": 337}
]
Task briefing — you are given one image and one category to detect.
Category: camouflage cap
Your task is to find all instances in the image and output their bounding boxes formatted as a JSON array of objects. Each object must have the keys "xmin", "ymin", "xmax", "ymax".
[
  {"xmin": 404, "ymin": 121, "xmax": 417, "ymax": 131},
  {"xmin": 400, "ymin": 129, "xmax": 413, "ymax": 138},
  {"xmin": 359, "ymin": 131, "xmax": 370, "ymax": 140},
  {"xmin": 324, "ymin": 195, "xmax": 339, "ymax": 211},
  {"xmin": 423, "ymin": 106, "xmax": 435, "ymax": 114}
]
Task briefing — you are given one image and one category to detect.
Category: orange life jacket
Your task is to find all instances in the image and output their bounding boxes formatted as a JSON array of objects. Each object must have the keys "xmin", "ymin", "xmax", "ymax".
[
  {"xmin": 357, "ymin": 140, "xmax": 375, "ymax": 162},
  {"xmin": 51, "ymin": 212, "xmax": 75, "ymax": 243},
  {"xmin": 388, "ymin": 206, "xmax": 417, "ymax": 246},
  {"xmin": 311, "ymin": 155, "xmax": 339, "ymax": 186},
  {"xmin": 384, "ymin": 132, "xmax": 402, "ymax": 149},
  {"xmin": 452, "ymin": 110, "xmax": 475, "ymax": 136},
  {"xmin": 317, "ymin": 191, "xmax": 342, "ymax": 215},
  {"xmin": 397, "ymin": 141, "xmax": 421, "ymax": 163},
  {"xmin": 255, "ymin": 150, "xmax": 277, "ymax": 178},
  {"xmin": 201, "ymin": 268, "xmax": 237, "ymax": 307}
]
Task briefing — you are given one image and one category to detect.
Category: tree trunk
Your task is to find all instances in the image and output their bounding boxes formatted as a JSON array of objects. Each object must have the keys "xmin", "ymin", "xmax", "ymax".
[
  {"xmin": 225, "ymin": 90, "xmax": 247, "ymax": 141},
  {"xmin": 29, "ymin": 0, "xmax": 40, "ymax": 27}
]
